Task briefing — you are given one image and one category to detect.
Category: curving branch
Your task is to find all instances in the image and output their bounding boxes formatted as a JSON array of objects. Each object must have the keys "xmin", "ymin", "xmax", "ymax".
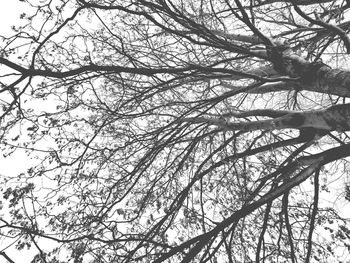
[
  {"xmin": 292, "ymin": 2, "xmax": 350, "ymax": 53},
  {"xmin": 179, "ymin": 103, "xmax": 350, "ymax": 133}
]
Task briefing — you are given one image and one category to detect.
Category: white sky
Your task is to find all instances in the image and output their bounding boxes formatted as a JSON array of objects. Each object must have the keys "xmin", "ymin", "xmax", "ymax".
[
  {"xmin": 0, "ymin": 2, "xmax": 44, "ymax": 262},
  {"xmin": 0, "ymin": 0, "xmax": 38, "ymax": 171},
  {"xmin": 1, "ymin": 1, "xmax": 350, "ymax": 262},
  {"xmin": 0, "ymin": 2, "xmax": 34, "ymax": 180},
  {"xmin": 0, "ymin": 1, "xmax": 26, "ymax": 33}
]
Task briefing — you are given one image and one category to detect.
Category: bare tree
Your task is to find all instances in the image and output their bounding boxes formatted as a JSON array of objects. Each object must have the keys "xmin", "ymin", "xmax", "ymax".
[{"xmin": 1, "ymin": 0, "xmax": 350, "ymax": 262}]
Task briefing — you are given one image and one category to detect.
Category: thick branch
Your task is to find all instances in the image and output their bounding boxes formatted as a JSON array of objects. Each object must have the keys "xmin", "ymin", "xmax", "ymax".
[
  {"xmin": 171, "ymin": 143, "xmax": 350, "ymax": 262},
  {"xmin": 271, "ymin": 52, "xmax": 350, "ymax": 97},
  {"xmin": 180, "ymin": 103, "xmax": 350, "ymax": 132},
  {"xmin": 210, "ymin": 30, "xmax": 264, "ymax": 45},
  {"xmin": 292, "ymin": 3, "xmax": 350, "ymax": 53},
  {"xmin": 221, "ymin": 109, "xmax": 292, "ymax": 118},
  {"xmin": 0, "ymin": 252, "xmax": 15, "ymax": 263},
  {"xmin": 163, "ymin": 159, "xmax": 323, "ymax": 263},
  {"xmin": 258, "ymin": 0, "xmax": 333, "ymax": 5}
]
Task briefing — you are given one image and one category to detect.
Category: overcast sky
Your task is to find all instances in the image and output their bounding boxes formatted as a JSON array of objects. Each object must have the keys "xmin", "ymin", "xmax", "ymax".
[
  {"xmin": 1, "ymin": 1, "xmax": 350, "ymax": 262},
  {"xmin": 0, "ymin": 1, "xmax": 26, "ymax": 34},
  {"xmin": 0, "ymin": 2, "xmax": 41, "ymax": 262},
  {"xmin": 0, "ymin": 1, "xmax": 33, "ymax": 176}
]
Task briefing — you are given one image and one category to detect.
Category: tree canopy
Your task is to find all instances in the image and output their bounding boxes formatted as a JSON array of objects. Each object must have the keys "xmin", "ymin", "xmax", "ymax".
[{"xmin": 1, "ymin": 0, "xmax": 350, "ymax": 262}]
